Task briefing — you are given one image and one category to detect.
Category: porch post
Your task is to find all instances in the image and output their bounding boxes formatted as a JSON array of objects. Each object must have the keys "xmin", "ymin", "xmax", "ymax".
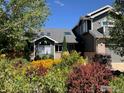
[
  {"xmin": 54, "ymin": 44, "xmax": 55, "ymax": 59},
  {"xmin": 33, "ymin": 42, "xmax": 36, "ymax": 60}
]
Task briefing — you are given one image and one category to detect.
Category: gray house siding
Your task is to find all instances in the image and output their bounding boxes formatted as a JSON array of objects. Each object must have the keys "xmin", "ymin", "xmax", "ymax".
[
  {"xmin": 72, "ymin": 5, "xmax": 124, "ymax": 63},
  {"xmin": 92, "ymin": 12, "xmax": 109, "ymax": 33}
]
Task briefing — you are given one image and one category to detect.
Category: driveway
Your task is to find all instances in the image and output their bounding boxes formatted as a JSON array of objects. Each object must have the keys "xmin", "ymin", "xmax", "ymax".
[{"xmin": 111, "ymin": 63, "xmax": 124, "ymax": 72}]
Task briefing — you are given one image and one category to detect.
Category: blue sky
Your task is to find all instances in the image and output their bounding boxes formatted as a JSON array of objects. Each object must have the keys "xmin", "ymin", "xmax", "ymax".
[{"xmin": 45, "ymin": 0, "xmax": 113, "ymax": 29}]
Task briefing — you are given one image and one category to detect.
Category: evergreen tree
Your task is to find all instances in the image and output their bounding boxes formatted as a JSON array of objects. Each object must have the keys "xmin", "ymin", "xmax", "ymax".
[
  {"xmin": 108, "ymin": 0, "xmax": 124, "ymax": 57},
  {"xmin": 62, "ymin": 36, "xmax": 68, "ymax": 52}
]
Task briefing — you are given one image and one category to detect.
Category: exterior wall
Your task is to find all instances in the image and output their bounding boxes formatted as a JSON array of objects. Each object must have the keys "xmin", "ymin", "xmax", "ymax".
[
  {"xmin": 92, "ymin": 12, "xmax": 109, "ymax": 33},
  {"xmin": 96, "ymin": 39, "xmax": 106, "ymax": 54},
  {"xmin": 84, "ymin": 52, "xmax": 96, "ymax": 62},
  {"xmin": 55, "ymin": 52, "xmax": 61, "ymax": 59},
  {"xmin": 67, "ymin": 43, "xmax": 77, "ymax": 52},
  {"xmin": 82, "ymin": 34, "xmax": 95, "ymax": 52}
]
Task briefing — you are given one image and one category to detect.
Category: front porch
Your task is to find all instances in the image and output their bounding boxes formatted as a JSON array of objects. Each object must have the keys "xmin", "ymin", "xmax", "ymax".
[{"xmin": 31, "ymin": 36, "xmax": 57, "ymax": 60}]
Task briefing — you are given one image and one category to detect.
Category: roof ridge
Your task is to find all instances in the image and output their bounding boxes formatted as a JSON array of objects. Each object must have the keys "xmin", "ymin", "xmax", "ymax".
[{"xmin": 87, "ymin": 5, "xmax": 112, "ymax": 16}]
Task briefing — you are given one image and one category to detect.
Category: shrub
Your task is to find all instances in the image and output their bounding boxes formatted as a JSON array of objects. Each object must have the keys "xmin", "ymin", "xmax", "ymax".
[
  {"xmin": 26, "ymin": 65, "xmax": 48, "ymax": 77},
  {"xmin": 42, "ymin": 67, "xmax": 69, "ymax": 93},
  {"xmin": 0, "ymin": 54, "xmax": 6, "ymax": 59},
  {"xmin": 110, "ymin": 75, "xmax": 124, "ymax": 93},
  {"xmin": 31, "ymin": 59, "xmax": 62, "ymax": 69},
  {"xmin": 0, "ymin": 58, "xmax": 46, "ymax": 93},
  {"xmin": 67, "ymin": 63, "xmax": 112, "ymax": 93},
  {"xmin": 58, "ymin": 51, "xmax": 86, "ymax": 69},
  {"xmin": 93, "ymin": 54, "xmax": 111, "ymax": 68}
]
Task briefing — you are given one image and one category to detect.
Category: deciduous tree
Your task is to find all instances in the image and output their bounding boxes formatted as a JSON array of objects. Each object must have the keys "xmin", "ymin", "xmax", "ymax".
[
  {"xmin": 109, "ymin": 0, "xmax": 124, "ymax": 56},
  {"xmin": 0, "ymin": 0, "xmax": 49, "ymax": 53}
]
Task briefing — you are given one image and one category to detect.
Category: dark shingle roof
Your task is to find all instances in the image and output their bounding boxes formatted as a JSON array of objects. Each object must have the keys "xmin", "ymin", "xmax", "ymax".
[
  {"xmin": 34, "ymin": 29, "xmax": 77, "ymax": 43},
  {"xmin": 89, "ymin": 30, "xmax": 104, "ymax": 38}
]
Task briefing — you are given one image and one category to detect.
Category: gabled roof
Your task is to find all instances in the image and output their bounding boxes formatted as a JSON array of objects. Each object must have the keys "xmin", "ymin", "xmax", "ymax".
[
  {"xmin": 87, "ymin": 5, "xmax": 113, "ymax": 17},
  {"xmin": 72, "ymin": 5, "xmax": 113, "ymax": 31},
  {"xmin": 32, "ymin": 35, "xmax": 58, "ymax": 43},
  {"xmin": 33, "ymin": 29, "xmax": 77, "ymax": 43}
]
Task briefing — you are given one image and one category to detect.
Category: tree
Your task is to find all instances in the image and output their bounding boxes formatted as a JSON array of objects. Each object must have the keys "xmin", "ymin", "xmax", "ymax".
[
  {"xmin": 108, "ymin": 0, "xmax": 124, "ymax": 57},
  {"xmin": 0, "ymin": 0, "xmax": 49, "ymax": 53},
  {"xmin": 62, "ymin": 36, "xmax": 68, "ymax": 52}
]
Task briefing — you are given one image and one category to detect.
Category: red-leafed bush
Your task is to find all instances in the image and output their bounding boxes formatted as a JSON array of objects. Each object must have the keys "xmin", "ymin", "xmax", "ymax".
[{"xmin": 67, "ymin": 63, "xmax": 112, "ymax": 93}]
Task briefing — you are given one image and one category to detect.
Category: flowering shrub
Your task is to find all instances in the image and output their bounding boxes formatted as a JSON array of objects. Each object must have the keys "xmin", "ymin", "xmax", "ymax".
[
  {"xmin": 31, "ymin": 59, "xmax": 61, "ymax": 69},
  {"xmin": 67, "ymin": 63, "xmax": 112, "ymax": 93}
]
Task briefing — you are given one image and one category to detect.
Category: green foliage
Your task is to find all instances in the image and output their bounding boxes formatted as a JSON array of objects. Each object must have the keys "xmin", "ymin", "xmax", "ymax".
[
  {"xmin": 110, "ymin": 75, "xmax": 124, "ymax": 93},
  {"xmin": 62, "ymin": 36, "xmax": 68, "ymax": 52},
  {"xmin": 42, "ymin": 68, "xmax": 68, "ymax": 93},
  {"xmin": 0, "ymin": 51, "xmax": 86, "ymax": 93},
  {"xmin": 0, "ymin": 0, "xmax": 49, "ymax": 53},
  {"xmin": 0, "ymin": 58, "xmax": 45, "ymax": 93},
  {"xmin": 108, "ymin": 0, "xmax": 124, "ymax": 57},
  {"xmin": 58, "ymin": 51, "xmax": 86, "ymax": 69}
]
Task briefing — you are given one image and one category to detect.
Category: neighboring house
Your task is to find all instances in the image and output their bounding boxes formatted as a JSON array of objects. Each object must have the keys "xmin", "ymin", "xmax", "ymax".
[
  {"xmin": 72, "ymin": 5, "xmax": 124, "ymax": 62},
  {"xmin": 31, "ymin": 29, "xmax": 77, "ymax": 59}
]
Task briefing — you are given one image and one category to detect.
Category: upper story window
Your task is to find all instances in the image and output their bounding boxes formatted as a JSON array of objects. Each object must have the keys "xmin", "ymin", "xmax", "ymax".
[
  {"xmin": 64, "ymin": 32, "xmax": 71, "ymax": 35},
  {"xmin": 87, "ymin": 20, "xmax": 91, "ymax": 30},
  {"xmin": 101, "ymin": 20, "xmax": 114, "ymax": 27}
]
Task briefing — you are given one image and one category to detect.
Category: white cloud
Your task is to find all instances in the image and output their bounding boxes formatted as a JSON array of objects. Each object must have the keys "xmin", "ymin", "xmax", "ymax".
[{"xmin": 54, "ymin": 0, "xmax": 65, "ymax": 7}]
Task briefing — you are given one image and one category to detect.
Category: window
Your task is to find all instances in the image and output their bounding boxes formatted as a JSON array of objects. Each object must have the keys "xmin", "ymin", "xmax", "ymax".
[
  {"xmin": 55, "ymin": 45, "xmax": 62, "ymax": 52},
  {"xmin": 87, "ymin": 20, "xmax": 91, "ymax": 30},
  {"xmin": 47, "ymin": 32, "xmax": 51, "ymax": 36},
  {"xmin": 40, "ymin": 32, "xmax": 44, "ymax": 36},
  {"xmin": 101, "ymin": 20, "xmax": 114, "ymax": 27},
  {"xmin": 55, "ymin": 45, "xmax": 58, "ymax": 51},
  {"xmin": 102, "ymin": 21, "xmax": 108, "ymax": 26},
  {"xmin": 59, "ymin": 46, "xmax": 62, "ymax": 51},
  {"xmin": 64, "ymin": 32, "xmax": 71, "ymax": 35}
]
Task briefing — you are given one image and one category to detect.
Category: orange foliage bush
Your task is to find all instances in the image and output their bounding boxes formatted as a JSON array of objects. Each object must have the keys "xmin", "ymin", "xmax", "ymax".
[{"xmin": 31, "ymin": 59, "xmax": 61, "ymax": 69}]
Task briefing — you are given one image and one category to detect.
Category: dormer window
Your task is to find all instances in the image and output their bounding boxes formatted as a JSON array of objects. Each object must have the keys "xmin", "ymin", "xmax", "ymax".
[
  {"xmin": 64, "ymin": 32, "xmax": 71, "ymax": 35},
  {"xmin": 47, "ymin": 32, "xmax": 51, "ymax": 36}
]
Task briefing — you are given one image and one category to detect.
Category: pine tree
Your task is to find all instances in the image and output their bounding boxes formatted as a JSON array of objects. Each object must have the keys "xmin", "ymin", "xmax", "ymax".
[{"xmin": 62, "ymin": 36, "xmax": 68, "ymax": 52}]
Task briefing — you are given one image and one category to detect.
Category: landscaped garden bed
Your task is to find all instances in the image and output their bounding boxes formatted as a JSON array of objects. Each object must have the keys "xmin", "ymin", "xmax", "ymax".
[{"xmin": 0, "ymin": 51, "xmax": 124, "ymax": 93}]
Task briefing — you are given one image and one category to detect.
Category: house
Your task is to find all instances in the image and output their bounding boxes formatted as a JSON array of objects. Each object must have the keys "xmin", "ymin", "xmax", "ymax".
[
  {"xmin": 31, "ymin": 29, "xmax": 77, "ymax": 59},
  {"xmin": 72, "ymin": 5, "xmax": 124, "ymax": 62}
]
